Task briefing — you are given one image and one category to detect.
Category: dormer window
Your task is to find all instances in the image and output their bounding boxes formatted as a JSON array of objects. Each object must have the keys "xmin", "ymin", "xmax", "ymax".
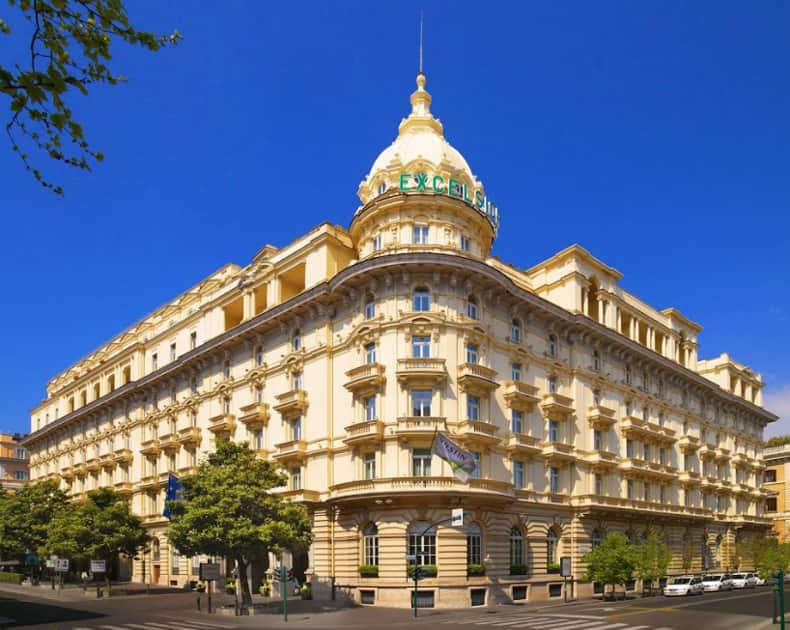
[
  {"xmin": 467, "ymin": 295, "xmax": 479, "ymax": 320},
  {"xmin": 377, "ymin": 181, "xmax": 387, "ymax": 195},
  {"xmin": 412, "ymin": 224, "xmax": 429, "ymax": 245}
]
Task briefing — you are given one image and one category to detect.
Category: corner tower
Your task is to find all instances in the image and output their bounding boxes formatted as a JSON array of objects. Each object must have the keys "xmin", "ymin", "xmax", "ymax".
[{"xmin": 350, "ymin": 72, "xmax": 499, "ymax": 260}]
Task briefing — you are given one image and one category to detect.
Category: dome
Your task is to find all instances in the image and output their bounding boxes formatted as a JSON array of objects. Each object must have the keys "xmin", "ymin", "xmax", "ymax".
[{"xmin": 357, "ymin": 73, "xmax": 484, "ymax": 205}]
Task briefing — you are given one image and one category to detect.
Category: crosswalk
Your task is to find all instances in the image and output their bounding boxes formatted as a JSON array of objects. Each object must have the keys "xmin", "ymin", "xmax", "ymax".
[
  {"xmin": 440, "ymin": 612, "xmax": 672, "ymax": 630},
  {"xmin": 72, "ymin": 618, "xmax": 237, "ymax": 630}
]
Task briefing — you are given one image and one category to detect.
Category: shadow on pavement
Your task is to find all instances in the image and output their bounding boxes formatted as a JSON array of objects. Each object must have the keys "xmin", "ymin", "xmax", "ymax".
[{"xmin": 0, "ymin": 596, "xmax": 106, "ymax": 627}]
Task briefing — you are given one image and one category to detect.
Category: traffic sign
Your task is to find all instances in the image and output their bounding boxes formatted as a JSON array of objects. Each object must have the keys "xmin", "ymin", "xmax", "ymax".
[
  {"xmin": 56, "ymin": 559, "xmax": 69, "ymax": 572},
  {"xmin": 90, "ymin": 560, "xmax": 106, "ymax": 573},
  {"xmin": 199, "ymin": 562, "xmax": 220, "ymax": 581},
  {"xmin": 560, "ymin": 556, "xmax": 571, "ymax": 577},
  {"xmin": 451, "ymin": 507, "xmax": 464, "ymax": 527}
]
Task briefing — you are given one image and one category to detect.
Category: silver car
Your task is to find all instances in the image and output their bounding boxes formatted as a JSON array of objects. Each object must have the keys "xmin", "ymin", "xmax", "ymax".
[
  {"xmin": 664, "ymin": 576, "xmax": 705, "ymax": 596},
  {"xmin": 702, "ymin": 574, "xmax": 734, "ymax": 591}
]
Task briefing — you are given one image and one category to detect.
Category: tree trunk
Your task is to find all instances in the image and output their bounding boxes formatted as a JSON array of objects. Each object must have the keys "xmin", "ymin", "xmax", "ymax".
[
  {"xmin": 237, "ymin": 558, "xmax": 252, "ymax": 607},
  {"xmin": 104, "ymin": 571, "xmax": 111, "ymax": 598}
]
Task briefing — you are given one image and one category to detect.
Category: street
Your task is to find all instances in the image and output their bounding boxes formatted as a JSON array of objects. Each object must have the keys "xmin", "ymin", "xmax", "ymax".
[{"xmin": 0, "ymin": 583, "xmax": 782, "ymax": 630}]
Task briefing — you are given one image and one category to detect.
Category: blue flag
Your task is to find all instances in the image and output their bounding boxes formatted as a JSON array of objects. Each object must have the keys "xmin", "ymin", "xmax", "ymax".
[
  {"xmin": 163, "ymin": 473, "xmax": 184, "ymax": 519},
  {"xmin": 431, "ymin": 432, "xmax": 477, "ymax": 482}
]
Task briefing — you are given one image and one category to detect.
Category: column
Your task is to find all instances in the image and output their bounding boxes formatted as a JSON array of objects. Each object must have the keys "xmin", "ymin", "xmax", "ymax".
[
  {"xmin": 581, "ymin": 287, "xmax": 588, "ymax": 315},
  {"xmin": 616, "ymin": 307, "xmax": 622, "ymax": 333}
]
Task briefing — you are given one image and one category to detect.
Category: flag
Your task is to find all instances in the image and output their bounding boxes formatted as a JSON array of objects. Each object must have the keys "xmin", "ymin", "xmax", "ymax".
[
  {"xmin": 431, "ymin": 431, "xmax": 477, "ymax": 482},
  {"xmin": 163, "ymin": 473, "xmax": 184, "ymax": 520}
]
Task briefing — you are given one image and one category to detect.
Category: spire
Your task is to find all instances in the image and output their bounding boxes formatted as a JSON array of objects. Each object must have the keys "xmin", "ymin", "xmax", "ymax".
[
  {"xmin": 399, "ymin": 70, "xmax": 443, "ymax": 136},
  {"xmin": 419, "ymin": 10, "xmax": 424, "ymax": 74}
]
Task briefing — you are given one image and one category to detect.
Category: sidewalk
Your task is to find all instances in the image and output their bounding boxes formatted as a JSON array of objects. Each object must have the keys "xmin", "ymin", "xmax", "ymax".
[{"xmin": 0, "ymin": 580, "xmax": 178, "ymax": 602}]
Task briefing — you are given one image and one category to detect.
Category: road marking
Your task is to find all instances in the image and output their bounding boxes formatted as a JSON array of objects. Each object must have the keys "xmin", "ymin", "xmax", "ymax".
[
  {"xmin": 475, "ymin": 618, "xmax": 551, "ymax": 626},
  {"xmin": 519, "ymin": 620, "xmax": 612, "ymax": 630},
  {"xmin": 163, "ymin": 620, "xmax": 236, "ymax": 629},
  {"xmin": 98, "ymin": 626, "xmax": 132, "ymax": 630}
]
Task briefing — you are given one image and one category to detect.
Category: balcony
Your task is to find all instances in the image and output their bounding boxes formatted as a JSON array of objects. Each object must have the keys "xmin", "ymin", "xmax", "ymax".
[
  {"xmin": 343, "ymin": 420, "xmax": 385, "ymax": 446},
  {"xmin": 344, "ymin": 363, "xmax": 386, "ymax": 395},
  {"xmin": 729, "ymin": 514, "xmax": 773, "ymax": 526},
  {"xmin": 329, "ymin": 476, "xmax": 514, "ymax": 502},
  {"xmin": 621, "ymin": 417, "xmax": 676, "ymax": 444},
  {"xmin": 99, "ymin": 454, "xmax": 115, "ymax": 470},
  {"xmin": 540, "ymin": 441, "xmax": 576, "ymax": 464},
  {"xmin": 61, "ymin": 466, "xmax": 75, "ymax": 480},
  {"xmin": 750, "ymin": 458, "xmax": 766, "ymax": 472},
  {"xmin": 457, "ymin": 363, "xmax": 499, "ymax": 395},
  {"xmin": 273, "ymin": 390, "xmax": 308, "ymax": 416},
  {"xmin": 583, "ymin": 450, "xmax": 618, "ymax": 470},
  {"xmin": 715, "ymin": 479, "xmax": 732, "ymax": 494},
  {"xmin": 177, "ymin": 427, "xmax": 202, "ymax": 446},
  {"xmin": 457, "ymin": 420, "xmax": 500, "ymax": 446},
  {"xmin": 237, "ymin": 403, "xmax": 270, "ymax": 430},
  {"xmin": 113, "ymin": 481, "xmax": 133, "ymax": 495},
  {"xmin": 113, "ymin": 448, "xmax": 133, "ymax": 464},
  {"xmin": 140, "ymin": 439, "xmax": 161, "ymax": 456},
  {"xmin": 731, "ymin": 452, "xmax": 749, "ymax": 468},
  {"xmin": 540, "ymin": 393, "xmax": 574, "ymax": 420},
  {"xmin": 698, "ymin": 443, "xmax": 717, "ymax": 461},
  {"xmin": 159, "ymin": 433, "xmax": 180, "ymax": 452},
  {"xmin": 618, "ymin": 458, "xmax": 675, "ymax": 481},
  {"xmin": 701, "ymin": 475, "xmax": 718, "ymax": 490},
  {"xmin": 272, "ymin": 439, "xmax": 307, "ymax": 462},
  {"xmin": 678, "ymin": 435, "xmax": 701, "ymax": 453},
  {"xmin": 395, "ymin": 416, "xmax": 446, "ymax": 438},
  {"xmin": 505, "ymin": 433, "xmax": 542, "ymax": 458},
  {"xmin": 73, "ymin": 463, "xmax": 87, "ymax": 478},
  {"xmin": 396, "ymin": 358, "xmax": 447, "ymax": 385},
  {"xmin": 138, "ymin": 475, "xmax": 159, "ymax": 491},
  {"xmin": 276, "ymin": 488, "xmax": 321, "ymax": 503},
  {"xmin": 86, "ymin": 457, "xmax": 101, "ymax": 473},
  {"xmin": 678, "ymin": 470, "xmax": 701, "ymax": 486},
  {"xmin": 714, "ymin": 448, "xmax": 731, "ymax": 463},
  {"xmin": 502, "ymin": 381, "xmax": 541, "ymax": 410},
  {"xmin": 587, "ymin": 405, "xmax": 617, "ymax": 431},
  {"xmin": 177, "ymin": 465, "xmax": 198, "ymax": 476},
  {"xmin": 572, "ymin": 494, "xmax": 712, "ymax": 520},
  {"xmin": 208, "ymin": 413, "xmax": 236, "ymax": 436}
]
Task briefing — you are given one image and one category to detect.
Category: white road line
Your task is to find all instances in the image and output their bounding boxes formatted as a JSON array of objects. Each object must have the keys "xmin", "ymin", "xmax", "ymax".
[
  {"xmin": 513, "ymin": 623, "xmax": 612, "ymax": 630},
  {"xmin": 525, "ymin": 619, "xmax": 613, "ymax": 629},
  {"xmin": 476, "ymin": 617, "xmax": 551, "ymax": 626},
  {"xmin": 164, "ymin": 620, "xmax": 235, "ymax": 629},
  {"xmin": 141, "ymin": 624, "xmax": 206, "ymax": 630},
  {"xmin": 98, "ymin": 625, "xmax": 133, "ymax": 630},
  {"xmin": 577, "ymin": 624, "xmax": 628, "ymax": 630}
]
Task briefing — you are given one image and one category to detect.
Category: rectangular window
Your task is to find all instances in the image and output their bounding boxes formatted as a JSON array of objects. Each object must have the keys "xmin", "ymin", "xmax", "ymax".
[
  {"xmin": 363, "ymin": 453, "xmax": 376, "ymax": 480},
  {"xmin": 255, "ymin": 346, "xmax": 264, "ymax": 366},
  {"xmin": 513, "ymin": 461, "xmax": 524, "ymax": 488},
  {"xmin": 627, "ymin": 479, "xmax": 634, "ymax": 499},
  {"xmin": 14, "ymin": 470, "xmax": 27, "ymax": 481},
  {"xmin": 547, "ymin": 376, "xmax": 557, "ymax": 394},
  {"xmin": 372, "ymin": 233, "xmax": 382, "ymax": 252},
  {"xmin": 659, "ymin": 447, "xmax": 666, "ymax": 465},
  {"xmin": 765, "ymin": 469, "xmax": 778, "ymax": 483},
  {"xmin": 292, "ymin": 371, "xmax": 302, "ymax": 390},
  {"xmin": 190, "ymin": 331, "xmax": 197, "ymax": 350},
  {"xmin": 412, "ymin": 336, "xmax": 431, "ymax": 358},
  {"xmin": 593, "ymin": 430, "xmax": 602, "ymax": 451},
  {"xmin": 767, "ymin": 497, "xmax": 778, "ymax": 512},
  {"xmin": 643, "ymin": 482, "xmax": 650, "ymax": 502},
  {"xmin": 412, "ymin": 225, "xmax": 429, "ymax": 244},
  {"xmin": 170, "ymin": 342, "xmax": 176, "ymax": 362},
  {"xmin": 365, "ymin": 343, "xmax": 377, "ymax": 364},
  {"xmin": 408, "ymin": 530, "xmax": 436, "ymax": 567},
  {"xmin": 467, "ymin": 395, "xmax": 480, "ymax": 421},
  {"xmin": 290, "ymin": 467, "xmax": 301, "ymax": 490},
  {"xmin": 14, "ymin": 448, "xmax": 26, "ymax": 460},
  {"xmin": 413, "ymin": 289, "xmax": 430, "ymax": 312},
  {"xmin": 595, "ymin": 473, "xmax": 604, "ymax": 495},
  {"xmin": 412, "ymin": 448, "xmax": 432, "ymax": 476},
  {"xmin": 466, "ymin": 343, "xmax": 479, "ymax": 364},
  {"xmin": 626, "ymin": 439, "xmax": 634, "ymax": 458},
  {"xmin": 660, "ymin": 485, "xmax": 666, "ymax": 503},
  {"xmin": 411, "ymin": 390, "xmax": 432, "ymax": 417},
  {"xmin": 511, "ymin": 363, "xmax": 522, "ymax": 381},
  {"xmin": 364, "ymin": 396, "xmax": 377, "ymax": 421},
  {"xmin": 151, "ymin": 353, "xmax": 158, "ymax": 371},
  {"xmin": 470, "ymin": 451, "xmax": 481, "ymax": 478},
  {"xmin": 548, "ymin": 419, "xmax": 559, "ymax": 442},
  {"xmin": 460, "ymin": 235, "xmax": 470, "ymax": 252},
  {"xmin": 549, "ymin": 467, "xmax": 560, "ymax": 494},
  {"xmin": 643, "ymin": 443, "xmax": 650, "ymax": 461},
  {"xmin": 364, "ymin": 300, "xmax": 376, "ymax": 319},
  {"xmin": 511, "ymin": 410, "xmax": 523, "ymax": 434},
  {"xmin": 254, "ymin": 429, "xmax": 264, "ymax": 450},
  {"xmin": 291, "ymin": 417, "xmax": 302, "ymax": 441}
]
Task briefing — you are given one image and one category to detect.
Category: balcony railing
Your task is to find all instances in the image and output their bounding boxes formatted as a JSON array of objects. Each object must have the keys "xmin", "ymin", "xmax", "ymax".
[
  {"xmin": 113, "ymin": 481, "xmax": 133, "ymax": 495},
  {"xmin": 273, "ymin": 390, "xmax": 308, "ymax": 416},
  {"xmin": 502, "ymin": 381, "xmax": 541, "ymax": 410},
  {"xmin": 698, "ymin": 443, "xmax": 717, "ymax": 461},
  {"xmin": 457, "ymin": 363, "xmax": 499, "ymax": 394},
  {"xmin": 587, "ymin": 405, "xmax": 617, "ymax": 430},
  {"xmin": 395, "ymin": 416, "xmax": 446, "ymax": 437},
  {"xmin": 237, "ymin": 403, "xmax": 270, "ymax": 430},
  {"xmin": 678, "ymin": 434, "xmax": 701, "ymax": 453},
  {"xmin": 343, "ymin": 420, "xmax": 385, "ymax": 446},
  {"xmin": 678, "ymin": 470, "xmax": 701, "ymax": 485},
  {"xmin": 159, "ymin": 433, "xmax": 180, "ymax": 452},
  {"xmin": 540, "ymin": 393, "xmax": 574, "ymax": 419},
  {"xmin": 344, "ymin": 363, "xmax": 386, "ymax": 394},
  {"xmin": 99, "ymin": 454, "xmax": 115, "ymax": 469},
  {"xmin": 139, "ymin": 439, "xmax": 161, "ymax": 456},
  {"xmin": 272, "ymin": 439, "xmax": 307, "ymax": 462},
  {"xmin": 583, "ymin": 449, "xmax": 618, "ymax": 469},
  {"xmin": 571, "ymin": 494, "xmax": 712, "ymax": 520},
  {"xmin": 395, "ymin": 358, "xmax": 447, "ymax": 385},
  {"xmin": 207, "ymin": 413, "xmax": 236, "ymax": 436},
  {"xmin": 177, "ymin": 427, "xmax": 202, "ymax": 446},
  {"xmin": 504, "ymin": 433, "xmax": 542, "ymax": 458},
  {"xmin": 457, "ymin": 420, "xmax": 500, "ymax": 445},
  {"xmin": 329, "ymin": 476, "xmax": 514, "ymax": 501},
  {"xmin": 540, "ymin": 441, "xmax": 576, "ymax": 464}
]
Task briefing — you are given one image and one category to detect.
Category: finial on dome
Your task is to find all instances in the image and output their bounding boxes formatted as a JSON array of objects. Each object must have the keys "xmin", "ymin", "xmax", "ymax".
[{"xmin": 419, "ymin": 9, "xmax": 424, "ymax": 74}]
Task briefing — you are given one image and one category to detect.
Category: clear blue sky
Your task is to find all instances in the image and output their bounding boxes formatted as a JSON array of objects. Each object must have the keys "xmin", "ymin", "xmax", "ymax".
[{"xmin": 1, "ymin": 1, "xmax": 788, "ymax": 436}]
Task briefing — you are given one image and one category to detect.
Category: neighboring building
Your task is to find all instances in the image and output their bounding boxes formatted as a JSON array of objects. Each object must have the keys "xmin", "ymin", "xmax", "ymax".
[
  {"xmin": 0, "ymin": 433, "xmax": 29, "ymax": 491},
  {"xmin": 762, "ymin": 444, "xmax": 790, "ymax": 540},
  {"xmin": 23, "ymin": 70, "xmax": 776, "ymax": 606}
]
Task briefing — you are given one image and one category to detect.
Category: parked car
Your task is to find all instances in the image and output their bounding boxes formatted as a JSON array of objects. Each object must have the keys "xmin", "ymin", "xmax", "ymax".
[
  {"xmin": 731, "ymin": 573, "xmax": 758, "ymax": 589},
  {"xmin": 702, "ymin": 574, "xmax": 734, "ymax": 592},
  {"xmin": 664, "ymin": 576, "xmax": 705, "ymax": 596},
  {"xmin": 753, "ymin": 574, "xmax": 766, "ymax": 586}
]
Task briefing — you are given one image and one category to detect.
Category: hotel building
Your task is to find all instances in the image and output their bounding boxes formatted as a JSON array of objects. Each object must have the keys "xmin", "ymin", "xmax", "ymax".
[{"xmin": 24, "ymin": 71, "xmax": 776, "ymax": 606}]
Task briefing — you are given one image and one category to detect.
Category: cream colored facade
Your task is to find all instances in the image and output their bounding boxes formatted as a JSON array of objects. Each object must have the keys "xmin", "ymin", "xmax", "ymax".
[
  {"xmin": 25, "ymin": 72, "xmax": 777, "ymax": 607},
  {"xmin": 763, "ymin": 445, "xmax": 790, "ymax": 541}
]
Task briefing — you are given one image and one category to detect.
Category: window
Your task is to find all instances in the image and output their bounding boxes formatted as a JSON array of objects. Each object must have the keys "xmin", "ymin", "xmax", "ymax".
[
  {"xmin": 170, "ymin": 386, "xmax": 177, "ymax": 403},
  {"xmin": 511, "ymin": 410, "xmax": 523, "ymax": 434},
  {"xmin": 363, "ymin": 523, "xmax": 379, "ymax": 566},
  {"xmin": 292, "ymin": 371, "xmax": 302, "ymax": 390},
  {"xmin": 470, "ymin": 451, "xmax": 481, "ymax": 478},
  {"xmin": 547, "ymin": 376, "xmax": 557, "ymax": 394},
  {"xmin": 14, "ymin": 448, "xmax": 26, "ymax": 460},
  {"xmin": 412, "ymin": 448, "xmax": 432, "ymax": 476},
  {"xmin": 291, "ymin": 417, "xmax": 302, "ymax": 441},
  {"xmin": 222, "ymin": 398, "xmax": 230, "ymax": 415},
  {"xmin": 412, "ymin": 336, "xmax": 431, "ymax": 358},
  {"xmin": 170, "ymin": 342, "xmax": 176, "ymax": 362},
  {"xmin": 408, "ymin": 522, "xmax": 436, "ymax": 566},
  {"xmin": 363, "ymin": 453, "xmax": 376, "ymax": 480},
  {"xmin": 513, "ymin": 461, "xmax": 524, "ymax": 488},
  {"xmin": 223, "ymin": 360, "xmax": 230, "ymax": 379},
  {"xmin": 591, "ymin": 529, "xmax": 602, "ymax": 549},
  {"xmin": 625, "ymin": 366, "xmax": 632, "ymax": 385},
  {"xmin": 167, "ymin": 452, "xmax": 176, "ymax": 472},
  {"xmin": 190, "ymin": 411, "xmax": 197, "ymax": 427},
  {"xmin": 511, "ymin": 319, "xmax": 521, "ymax": 342},
  {"xmin": 460, "ymin": 234, "xmax": 471, "ymax": 252},
  {"xmin": 467, "ymin": 523, "xmax": 482, "ymax": 565},
  {"xmin": 255, "ymin": 346, "xmax": 264, "ymax": 366},
  {"xmin": 256, "ymin": 385, "xmax": 264, "ymax": 403},
  {"xmin": 151, "ymin": 353, "xmax": 158, "ymax": 371},
  {"xmin": 467, "ymin": 395, "xmax": 480, "ymax": 420},
  {"xmin": 592, "ymin": 350, "xmax": 600, "ymax": 372},
  {"xmin": 253, "ymin": 429, "xmax": 264, "ymax": 450},
  {"xmin": 290, "ymin": 467, "xmax": 301, "ymax": 490},
  {"xmin": 190, "ymin": 376, "xmax": 198, "ymax": 394},
  {"xmin": 643, "ymin": 482, "xmax": 650, "ymax": 502},
  {"xmin": 412, "ymin": 224, "xmax": 429, "ymax": 244},
  {"xmin": 547, "ymin": 529, "xmax": 559, "ymax": 565},
  {"xmin": 292, "ymin": 329, "xmax": 301, "ymax": 351},
  {"xmin": 413, "ymin": 287, "xmax": 430, "ymax": 312},
  {"xmin": 466, "ymin": 343, "xmax": 479, "ymax": 364},
  {"xmin": 377, "ymin": 181, "xmax": 387, "ymax": 195},
  {"xmin": 660, "ymin": 485, "xmax": 666, "ymax": 503},
  {"xmin": 593, "ymin": 430, "xmax": 602, "ymax": 451},
  {"xmin": 364, "ymin": 342, "xmax": 377, "ymax": 364},
  {"xmin": 659, "ymin": 447, "xmax": 666, "ymax": 465},
  {"xmin": 643, "ymin": 443, "xmax": 650, "ymax": 461},
  {"xmin": 549, "ymin": 467, "xmax": 560, "ymax": 494},
  {"xmin": 511, "ymin": 363, "xmax": 522, "ymax": 381},
  {"xmin": 189, "ymin": 331, "xmax": 197, "ymax": 350},
  {"xmin": 14, "ymin": 470, "xmax": 27, "ymax": 481},
  {"xmin": 625, "ymin": 402, "xmax": 632, "ymax": 416},
  {"xmin": 364, "ymin": 396, "xmax": 377, "ymax": 421},
  {"xmin": 510, "ymin": 526, "xmax": 525, "ymax": 567},
  {"xmin": 641, "ymin": 370, "xmax": 649, "ymax": 392},
  {"xmin": 548, "ymin": 419, "xmax": 559, "ymax": 442},
  {"xmin": 466, "ymin": 296, "xmax": 479, "ymax": 320},
  {"xmin": 411, "ymin": 390, "xmax": 432, "ymax": 416},
  {"xmin": 627, "ymin": 479, "xmax": 634, "ymax": 499},
  {"xmin": 626, "ymin": 439, "xmax": 634, "ymax": 458},
  {"xmin": 171, "ymin": 550, "xmax": 180, "ymax": 575},
  {"xmin": 642, "ymin": 407, "xmax": 649, "ymax": 422},
  {"xmin": 548, "ymin": 335, "xmax": 557, "ymax": 357},
  {"xmin": 372, "ymin": 233, "xmax": 382, "ymax": 251},
  {"xmin": 767, "ymin": 497, "xmax": 778, "ymax": 512},
  {"xmin": 364, "ymin": 296, "xmax": 375, "ymax": 319},
  {"xmin": 594, "ymin": 473, "xmax": 603, "ymax": 495},
  {"xmin": 593, "ymin": 389, "xmax": 601, "ymax": 406},
  {"xmin": 765, "ymin": 469, "xmax": 778, "ymax": 483}
]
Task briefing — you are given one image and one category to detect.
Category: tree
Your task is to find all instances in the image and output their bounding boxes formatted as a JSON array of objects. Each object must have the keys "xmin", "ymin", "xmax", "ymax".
[
  {"xmin": 0, "ymin": 0, "xmax": 180, "ymax": 194},
  {"xmin": 634, "ymin": 532, "xmax": 671, "ymax": 595},
  {"xmin": 752, "ymin": 538, "xmax": 790, "ymax": 581},
  {"xmin": 583, "ymin": 533, "xmax": 637, "ymax": 600},
  {"xmin": 44, "ymin": 487, "xmax": 149, "ymax": 595},
  {"xmin": 166, "ymin": 440, "xmax": 312, "ymax": 607},
  {"xmin": 0, "ymin": 479, "xmax": 69, "ymax": 565}
]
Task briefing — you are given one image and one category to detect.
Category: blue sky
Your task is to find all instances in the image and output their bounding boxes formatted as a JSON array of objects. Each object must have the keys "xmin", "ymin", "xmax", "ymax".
[{"xmin": 1, "ymin": 1, "xmax": 788, "ymax": 436}]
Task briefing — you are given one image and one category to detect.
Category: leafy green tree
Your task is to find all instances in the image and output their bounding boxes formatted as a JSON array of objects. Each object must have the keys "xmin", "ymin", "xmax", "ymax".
[
  {"xmin": 0, "ymin": 0, "xmax": 180, "ymax": 194},
  {"xmin": 752, "ymin": 538, "xmax": 790, "ymax": 581},
  {"xmin": 582, "ymin": 532, "xmax": 636, "ymax": 600},
  {"xmin": 44, "ymin": 487, "xmax": 149, "ymax": 594},
  {"xmin": 166, "ymin": 440, "xmax": 312, "ymax": 607},
  {"xmin": 0, "ymin": 479, "xmax": 69, "ymax": 563},
  {"xmin": 634, "ymin": 532, "xmax": 671, "ymax": 595}
]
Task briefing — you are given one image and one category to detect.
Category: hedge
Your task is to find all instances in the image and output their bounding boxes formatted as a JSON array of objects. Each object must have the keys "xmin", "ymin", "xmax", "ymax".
[{"xmin": 0, "ymin": 572, "xmax": 23, "ymax": 584}]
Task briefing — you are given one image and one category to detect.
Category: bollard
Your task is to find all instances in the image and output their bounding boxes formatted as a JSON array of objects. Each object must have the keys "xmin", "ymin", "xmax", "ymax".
[{"xmin": 196, "ymin": 594, "xmax": 201, "ymax": 612}]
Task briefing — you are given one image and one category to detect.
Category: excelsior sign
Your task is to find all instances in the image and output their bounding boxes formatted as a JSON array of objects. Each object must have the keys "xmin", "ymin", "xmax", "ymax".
[{"xmin": 398, "ymin": 172, "xmax": 500, "ymax": 231}]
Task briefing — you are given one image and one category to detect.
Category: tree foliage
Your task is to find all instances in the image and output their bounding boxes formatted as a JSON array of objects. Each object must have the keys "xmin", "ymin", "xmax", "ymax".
[
  {"xmin": 166, "ymin": 441, "xmax": 312, "ymax": 606},
  {"xmin": 0, "ymin": 479, "xmax": 68, "ymax": 561},
  {"xmin": 583, "ymin": 533, "xmax": 637, "ymax": 600},
  {"xmin": 0, "ymin": 0, "xmax": 180, "ymax": 194},
  {"xmin": 765, "ymin": 435, "xmax": 790, "ymax": 447},
  {"xmin": 750, "ymin": 537, "xmax": 790, "ymax": 580},
  {"xmin": 633, "ymin": 532, "xmax": 671, "ymax": 592}
]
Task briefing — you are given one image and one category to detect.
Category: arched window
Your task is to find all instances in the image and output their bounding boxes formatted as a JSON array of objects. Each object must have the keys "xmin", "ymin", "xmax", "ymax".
[
  {"xmin": 548, "ymin": 334, "xmax": 557, "ymax": 357},
  {"xmin": 364, "ymin": 294, "xmax": 375, "ymax": 320},
  {"xmin": 408, "ymin": 522, "xmax": 436, "ymax": 566},
  {"xmin": 547, "ymin": 528, "xmax": 559, "ymax": 566},
  {"xmin": 511, "ymin": 319, "xmax": 522, "ymax": 342},
  {"xmin": 413, "ymin": 287, "xmax": 430, "ymax": 312},
  {"xmin": 363, "ymin": 523, "xmax": 379, "ymax": 567},
  {"xmin": 591, "ymin": 529, "xmax": 602, "ymax": 549},
  {"xmin": 467, "ymin": 523, "xmax": 482, "ymax": 566},
  {"xmin": 467, "ymin": 295, "xmax": 479, "ymax": 320},
  {"xmin": 291, "ymin": 329, "xmax": 301, "ymax": 351},
  {"xmin": 510, "ymin": 526, "xmax": 525, "ymax": 569}
]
